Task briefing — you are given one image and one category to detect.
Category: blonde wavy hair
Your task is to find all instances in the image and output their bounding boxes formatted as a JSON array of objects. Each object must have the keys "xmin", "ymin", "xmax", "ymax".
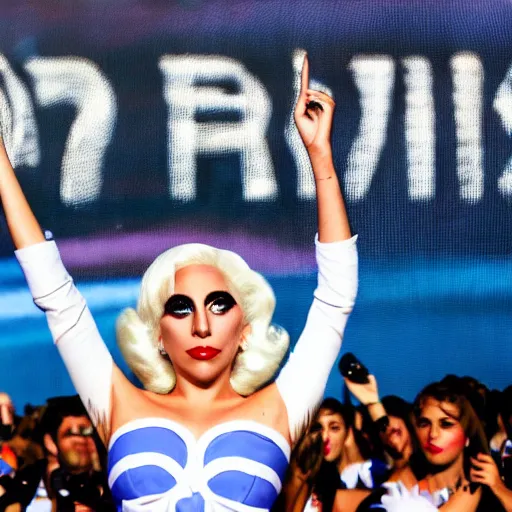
[{"xmin": 116, "ymin": 243, "xmax": 290, "ymax": 396}]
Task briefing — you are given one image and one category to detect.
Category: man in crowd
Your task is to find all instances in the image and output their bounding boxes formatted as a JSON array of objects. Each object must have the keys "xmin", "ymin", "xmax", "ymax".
[{"xmin": 34, "ymin": 395, "xmax": 113, "ymax": 512}]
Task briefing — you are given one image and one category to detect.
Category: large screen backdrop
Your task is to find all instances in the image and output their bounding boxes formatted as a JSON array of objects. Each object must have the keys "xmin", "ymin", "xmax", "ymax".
[{"xmin": 1, "ymin": 0, "xmax": 511, "ymax": 410}]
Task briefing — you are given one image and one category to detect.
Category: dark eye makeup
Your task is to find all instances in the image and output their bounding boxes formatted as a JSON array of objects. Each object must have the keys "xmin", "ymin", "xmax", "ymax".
[
  {"xmin": 163, "ymin": 291, "xmax": 237, "ymax": 318},
  {"xmin": 205, "ymin": 291, "xmax": 237, "ymax": 315},
  {"xmin": 164, "ymin": 294, "xmax": 195, "ymax": 318}
]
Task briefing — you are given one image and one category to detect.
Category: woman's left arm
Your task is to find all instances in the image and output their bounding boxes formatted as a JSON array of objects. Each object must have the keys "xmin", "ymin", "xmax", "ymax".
[{"xmin": 275, "ymin": 55, "xmax": 358, "ymax": 444}]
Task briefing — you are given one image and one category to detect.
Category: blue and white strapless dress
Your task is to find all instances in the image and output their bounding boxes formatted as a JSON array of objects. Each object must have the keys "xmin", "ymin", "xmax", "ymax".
[{"xmin": 108, "ymin": 418, "xmax": 291, "ymax": 511}]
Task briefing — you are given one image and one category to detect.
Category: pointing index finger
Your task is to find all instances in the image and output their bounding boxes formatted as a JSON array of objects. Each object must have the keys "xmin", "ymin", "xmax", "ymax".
[{"xmin": 300, "ymin": 54, "xmax": 309, "ymax": 95}]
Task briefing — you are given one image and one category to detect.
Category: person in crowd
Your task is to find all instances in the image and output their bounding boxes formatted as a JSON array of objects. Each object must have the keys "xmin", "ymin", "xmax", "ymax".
[
  {"xmin": 487, "ymin": 389, "xmax": 505, "ymax": 456},
  {"xmin": 332, "ymin": 376, "xmax": 421, "ymax": 511},
  {"xmin": 345, "ymin": 375, "xmax": 424, "ymax": 480},
  {"xmin": 0, "ymin": 392, "xmax": 23, "ymax": 512},
  {"xmin": 490, "ymin": 386, "xmax": 512, "ymax": 492},
  {"xmin": 378, "ymin": 396, "xmax": 424, "ymax": 483},
  {"xmin": 367, "ymin": 376, "xmax": 512, "ymax": 511},
  {"xmin": 8, "ymin": 404, "xmax": 47, "ymax": 474},
  {"xmin": 37, "ymin": 395, "xmax": 113, "ymax": 512},
  {"xmin": 317, "ymin": 398, "xmax": 387, "ymax": 491},
  {"xmin": 12, "ymin": 404, "xmax": 50, "ymax": 512},
  {"xmin": 0, "ymin": 396, "xmax": 46, "ymax": 512},
  {"xmin": 279, "ymin": 397, "xmax": 387, "ymax": 512},
  {"xmin": 273, "ymin": 419, "xmax": 324, "ymax": 512},
  {"xmin": 0, "ymin": 393, "xmax": 16, "ymax": 447},
  {"xmin": 499, "ymin": 387, "xmax": 512, "ymax": 443},
  {"xmin": 0, "ymin": 392, "xmax": 18, "ymax": 478},
  {"xmin": 0, "ymin": 54, "xmax": 358, "ymax": 511},
  {"xmin": 0, "ymin": 395, "xmax": 112, "ymax": 511}
]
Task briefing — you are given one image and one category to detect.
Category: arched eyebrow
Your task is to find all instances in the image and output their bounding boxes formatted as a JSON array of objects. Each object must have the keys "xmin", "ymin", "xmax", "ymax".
[
  {"xmin": 204, "ymin": 291, "xmax": 237, "ymax": 306},
  {"xmin": 439, "ymin": 414, "xmax": 458, "ymax": 422},
  {"xmin": 439, "ymin": 405, "xmax": 461, "ymax": 421}
]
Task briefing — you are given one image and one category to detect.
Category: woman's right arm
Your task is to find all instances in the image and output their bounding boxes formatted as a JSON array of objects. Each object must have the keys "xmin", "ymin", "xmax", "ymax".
[{"xmin": 0, "ymin": 138, "xmax": 115, "ymax": 443}]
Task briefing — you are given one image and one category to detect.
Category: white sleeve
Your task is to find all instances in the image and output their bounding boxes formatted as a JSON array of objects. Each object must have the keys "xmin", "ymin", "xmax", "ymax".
[
  {"xmin": 15, "ymin": 241, "xmax": 113, "ymax": 430},
  {"xmin": 275, "ymin": 234, "xmax": 358, "ymax": 444}
]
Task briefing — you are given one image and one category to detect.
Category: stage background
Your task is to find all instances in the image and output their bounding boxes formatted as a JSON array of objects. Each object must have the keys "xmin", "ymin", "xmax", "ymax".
[{"xmin": 0, "ymin": 0, "xmax": 511, "ymax": 411}]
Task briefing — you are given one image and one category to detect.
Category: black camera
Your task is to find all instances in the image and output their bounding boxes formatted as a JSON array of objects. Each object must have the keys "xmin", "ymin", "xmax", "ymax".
[{"xmin": 50, "ymin": 467, "xmax": 112, "ymax": 511}]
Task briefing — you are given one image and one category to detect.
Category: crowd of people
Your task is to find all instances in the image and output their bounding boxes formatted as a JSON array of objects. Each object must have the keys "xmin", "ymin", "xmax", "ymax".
[
  {"xmin": 0, "ymin": 54, "xmax": 510, "ymax": 511},
  {"xmin": 279, "ymin": 363, "xmax": 512, "ymax": 511},
  {"xmin": 0, "ymin": 392, "xmax": 112, "ymax": 511},
  {"xmin": 0, "ymin": 369, "xmax": 510, "ymax": 511}
]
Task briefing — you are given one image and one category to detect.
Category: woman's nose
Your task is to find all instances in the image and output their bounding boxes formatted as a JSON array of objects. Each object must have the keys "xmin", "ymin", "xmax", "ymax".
[
  {"xmin": 192, "ymin": 309, "xmax": 211, "ymax": 338},
  {"xmin": 429, "ymin": 425, "xmax": 439, "ymax": 440}
]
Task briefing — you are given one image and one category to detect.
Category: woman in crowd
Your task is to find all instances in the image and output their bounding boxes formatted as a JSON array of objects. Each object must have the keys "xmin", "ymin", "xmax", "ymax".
[
  {"xmin": 330, "ymin": 378, "xmax": 420, "ymax": 511},
  {"xmin": 0, "ymin": 55, "xmax": 358, "ymax": 512},
  {"xmin": 345, "ymin": 376, "xmax": 423, "ymax": 479},
  {"xmin": 364, "ymin": 377, "xmax": 512, "ymax": 511},
  {"xmin": 280, "ymin": 397, "xmax": 388, "ymax": 512},
  {"xmin": 379, "ymin": 395, "xmax": 424, "ymax": 483},
  {"xmin": 495, "ymin": 386, "xmax": 512, "ymax": 489}
]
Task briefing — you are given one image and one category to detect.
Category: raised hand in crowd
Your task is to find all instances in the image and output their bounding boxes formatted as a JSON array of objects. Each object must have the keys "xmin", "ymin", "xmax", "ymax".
[{"xmin": 470, "ymin": 453, "xmax": 512, "ymax": 511}]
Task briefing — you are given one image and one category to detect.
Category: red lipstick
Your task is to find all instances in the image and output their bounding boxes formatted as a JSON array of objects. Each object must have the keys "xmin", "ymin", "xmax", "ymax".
[
  {"xmin": 425, "ymin": 443, "xmax": 443, "ymax": 455},
  {"xmin": 323, "ymin": 442, "xmax": 331, "ymax": 456},
  {"xmin": 186, "ymin": 346, "xmax": 221, "ymax": 361}
]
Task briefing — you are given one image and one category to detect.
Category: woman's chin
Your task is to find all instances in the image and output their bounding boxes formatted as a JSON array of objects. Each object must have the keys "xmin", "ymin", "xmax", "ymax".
[
  {"xmin": 323, "ymin": 451, "xmax": 339, "ymax": 463},
  {"xmin": 180, "ymin": 365, "xmax": 232, "ymax": 389}
]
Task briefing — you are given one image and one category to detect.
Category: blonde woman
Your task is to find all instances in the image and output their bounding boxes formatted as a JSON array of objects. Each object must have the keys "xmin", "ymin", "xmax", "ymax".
[{"xmin": 0, "ymin": 56, "xmax": 358, "ymax": 512}]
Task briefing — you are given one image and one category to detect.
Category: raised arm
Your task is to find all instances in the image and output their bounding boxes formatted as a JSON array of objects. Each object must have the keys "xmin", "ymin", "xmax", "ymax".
[
  {"xmin": 0, "ymin": 137, "xmax": 114, "ymax": 443},
  {"xmin": 293, "ymin": 55, "xmax": 351, "ymax": 244},
  {"xmin": 276, "ymin": 55, "xmax": 358, "ymax": 444},
  {"xmin": 344, "ymin": 375, "xmax": 393, "ymax": 437}
]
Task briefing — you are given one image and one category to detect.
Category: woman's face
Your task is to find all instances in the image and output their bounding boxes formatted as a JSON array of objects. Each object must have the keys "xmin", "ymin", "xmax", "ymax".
[
  {"xmin": 383, "ymin": 415, "xmax": 414, "ymax": 463},
  {"xmin": 314, "ymin": 409, "xmax": 348, "ymax": 463},
  {"xmin": 415, "ymin": 398, "xmax": 467, "ymax": 467},
  {"xmin": 159, "ymin": 264, "xmax": 249, "ymax": 387}
]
